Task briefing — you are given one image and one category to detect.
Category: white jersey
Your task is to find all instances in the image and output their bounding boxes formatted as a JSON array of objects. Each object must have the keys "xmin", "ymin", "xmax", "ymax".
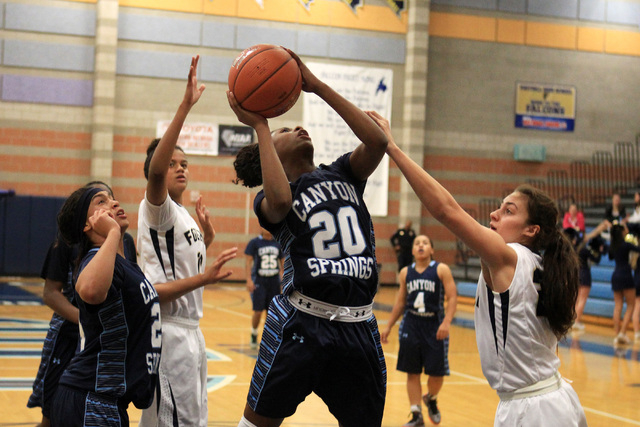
[
  {"xmin": 474, "ymin": 243, "xmax": 560, "ymax": 392},
  {"xmin": 138, "ymin": 193, "xmax": 206, "ymax": 321}
]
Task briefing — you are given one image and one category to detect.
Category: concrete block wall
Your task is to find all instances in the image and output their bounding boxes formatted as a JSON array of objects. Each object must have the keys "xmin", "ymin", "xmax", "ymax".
[{"xmin": 2, "ymin": 0, "xmax": 640, "ymax": 285}]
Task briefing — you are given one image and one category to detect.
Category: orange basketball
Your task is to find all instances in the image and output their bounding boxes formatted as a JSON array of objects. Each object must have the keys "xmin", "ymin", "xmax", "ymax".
[{"xmin": 228, "ymin": 44, "xmax": 303, "ymax": 118}]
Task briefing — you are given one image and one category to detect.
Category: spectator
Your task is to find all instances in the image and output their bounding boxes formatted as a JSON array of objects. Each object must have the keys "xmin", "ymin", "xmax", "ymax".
[
  {"xmin": 391, "ymin": 220, "xmax": 416, "ymax": 272},
  {"xmin": 563, "ymin": 203, "xmax": 585, "ymax": 235},
  {"xmin": 605, "ymin": 192, "xmax": 627, "ymax": 226}
]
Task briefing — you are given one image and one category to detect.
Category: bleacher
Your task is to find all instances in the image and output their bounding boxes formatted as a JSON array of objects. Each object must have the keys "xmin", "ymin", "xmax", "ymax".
[{"xmin": 454, "ymin": 249, "xmax": 617, "ymax": 322}]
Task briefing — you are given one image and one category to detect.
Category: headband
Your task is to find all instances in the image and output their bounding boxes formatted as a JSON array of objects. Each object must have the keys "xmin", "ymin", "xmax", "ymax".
[{"xmin": 71, "ymin": 186, "xmax": 102, "ymax": 243}]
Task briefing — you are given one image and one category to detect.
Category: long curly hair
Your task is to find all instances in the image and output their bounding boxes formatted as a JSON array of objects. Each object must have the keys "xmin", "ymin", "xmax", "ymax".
[
  {"xmin": 516, "ymin": 184, "xmax": 579, "ymax": 339},
  {"xmin": 233, "ymin": 143, "xmax": 262, "ymax": 188}
]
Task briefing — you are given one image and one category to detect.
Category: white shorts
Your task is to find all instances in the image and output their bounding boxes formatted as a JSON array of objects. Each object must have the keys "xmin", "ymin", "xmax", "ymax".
[
  {"xmin": 139, "ymin": 317, "xmax": 208, "ymax": 427},
  {"xmin": 495, "ymin": 378, "xmax": 587, "ymax": 427}
]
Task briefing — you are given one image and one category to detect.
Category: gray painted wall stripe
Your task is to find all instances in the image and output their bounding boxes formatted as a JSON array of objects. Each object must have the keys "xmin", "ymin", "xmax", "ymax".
[
  {"xmin": 607, "ymin": 1, "xmax": 640, "ymax": 26},
  {"xmin": 116, "ymin": 49, "xmax": 195, "ymax": 79},
  {"xmin": 528, "ymin": 0, "xmax": 579, "ymax": 19},
  {"xmin": 329, "ymin": 34, "xmax": 405, "ymax": 64},
  {"xmin": 4, "ymin": 40, "xmax": 95, "ymax": 72},
  {"xmin": 118, "ymin": 13, "xmax": 202, "ymax": 46},
  {"xmin": 202, "ymin": 21, "xmax": 236, "ymax": 49},
  {"xmin": 5, "ymin": 3, "xmax": 96, "ymax": 36},
  {"xmin": 236, "ymin": 24, "xmax": 298, "ymax": 51},
  {"xmin": 579, "ymin": 0, "xmax": 606, "ymax": 22}
]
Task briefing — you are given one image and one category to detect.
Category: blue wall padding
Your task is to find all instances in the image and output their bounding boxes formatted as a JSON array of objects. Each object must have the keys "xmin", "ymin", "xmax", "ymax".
[{"xmin": 0, "ymin": 195, "xmax": 65, "ymax": 276}]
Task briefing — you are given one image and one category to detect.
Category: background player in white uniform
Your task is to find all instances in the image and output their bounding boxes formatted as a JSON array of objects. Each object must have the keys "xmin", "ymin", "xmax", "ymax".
[
  {"xmin": 382, "ymin": 235, "xmax": 457, "ymax": 426},
  {"xmin": 369, "ymin": 112, "xmax": 587, "ymax": 427},
  {"xmin": 138, "ymin": 55, "xmax": 237, "ymax": 427}
]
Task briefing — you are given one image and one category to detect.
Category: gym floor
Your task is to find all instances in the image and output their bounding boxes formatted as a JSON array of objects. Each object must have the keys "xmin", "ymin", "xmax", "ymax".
[{"xmin": 1, "ymin": 278, "xmax": 639, "ymax": 426}]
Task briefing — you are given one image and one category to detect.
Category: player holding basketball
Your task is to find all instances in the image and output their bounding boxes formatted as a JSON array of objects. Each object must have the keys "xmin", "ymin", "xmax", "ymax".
[
  {"xmin": 229, "ymin": 48, "xmax": 388, "ymax": 427},
  {"xmin": 138, "ymin": 55, "xmax": 237, "ymax": 427},
  {"xmin": 367, "ymin": 111, "xmax": 587, "ymax": 427},
  {"xmin": 381, "ymin": 234, "xmax": 457, "ymax": 426}
]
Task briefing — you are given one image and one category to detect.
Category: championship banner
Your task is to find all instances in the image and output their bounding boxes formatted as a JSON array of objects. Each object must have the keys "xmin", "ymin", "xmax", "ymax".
[
  {"xmin": 156, "ymin": 121, "xmax": 219, "ymax": 156},
  {"xmin": 515, "ymin": 82, "xmax": 576, "ymax": 132},
  {"xmin": 385, "ymin": 0, "xmax": 406, "ymax": 16},
  {"xmin": 343, "ymin": 0, "xmax": 363, "ymax": 13},
  {"xmin": 218, "ymin": 124, "xmax": 254, "ymax": 156},
  {"xmin": 304, "ymin": 63, "xmax": 393, "ymax": 217},
  {"xmin": 298, "ymin": 0, "xmax": 313, "ymax": 10}
]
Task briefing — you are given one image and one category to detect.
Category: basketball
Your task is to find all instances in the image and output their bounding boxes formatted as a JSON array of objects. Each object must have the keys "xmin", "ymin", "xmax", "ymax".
[{"xmin": 228, "ymin": 44, "xmax": 303, "ymax": 118}]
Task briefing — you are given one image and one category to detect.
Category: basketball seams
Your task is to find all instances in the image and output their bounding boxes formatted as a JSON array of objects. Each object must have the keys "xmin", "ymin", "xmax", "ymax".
[
  {"xmin": 256, "ymin": 67, "xmax": 302, "ymax": 116},
  {"xmin": 237, "ymin": 57, "xmax": 294, "ymax": 106},
  {"xmin": 229, "ymin": 45, "xmax": 279, "ymax": 100},
  {"xmin": 228, "ymin": 44, "xmax": 302, "ymax": 118}
]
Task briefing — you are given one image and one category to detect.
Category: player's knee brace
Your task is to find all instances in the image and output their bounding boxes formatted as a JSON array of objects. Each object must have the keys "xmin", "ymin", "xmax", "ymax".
[{"xmin": 237, "ymin": 415, "xmax": 258, "ymax": 427}]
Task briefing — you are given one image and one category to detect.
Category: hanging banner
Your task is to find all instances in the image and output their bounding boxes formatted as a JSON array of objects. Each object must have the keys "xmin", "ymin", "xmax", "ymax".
[
  {"xmin": 298, "ymin": 0, "xmax": 313, "ymax": 10},
  {"xmin": 385, "ymin": 0, "xmax": 406, "ymax": 16},
  {"xmin": 304, "ymin": 63, "xmax": 392, "ymax": 217},
  {"xmin": 343, "ymin": 0, "xmax": 363, "ymax": 14},
  {"xmin": 515, "ymin": 82, "xmax": 576, "ymax": 132},
  {"xmin": 218, "ymin": 125, "xmax": 254, "ymax": 156},
  {"xmin": 156, "ymin": 121, "xmax": 219, "ymax": 156}
]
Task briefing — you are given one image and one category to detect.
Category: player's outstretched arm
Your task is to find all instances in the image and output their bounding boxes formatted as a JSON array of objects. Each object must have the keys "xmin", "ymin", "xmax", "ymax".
[
  {"xmin": 381, "ymin": 267, "xmax": 408, "ymax": 344},
  {"xmin": 153, "ymin": 247, "xmax": 237, "ymax": 303},
  {"xmin": 367, "ymin": 111, "xmax": 513, "ymax": 274},
  {"xmin": 284, "ymin": 48, "xmax": 387, "ymax": 181},
  {"xmin": 147, "ymin": 55, "xmax": 205, "ymax": 205},
  {"xmin": 227, "ymin": 91, "xmax": 292, "ymax": 224}
]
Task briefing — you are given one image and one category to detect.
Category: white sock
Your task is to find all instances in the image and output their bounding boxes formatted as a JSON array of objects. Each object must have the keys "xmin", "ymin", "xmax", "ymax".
[
  {"xmin": 410, "ymin": 404, "xmax": 421, "ymax": 413},
  {"xmin": 251, "ymin": 328, "xmax": 258, "ymax": 335},
  {"xmin": 428, "ymin": 394, "xmax": 438, "ymax": 401},
  {"xmin": 238, "ymin": 415, "xmax": 259, "ymax": 427}
]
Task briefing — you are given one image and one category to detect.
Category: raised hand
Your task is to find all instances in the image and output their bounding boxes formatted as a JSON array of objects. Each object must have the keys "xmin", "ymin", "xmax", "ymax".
[
  {"xmin": 183, "ymin": 55, "xmax": 206, "ymax": 109},
  {"xmin": 282, "ymin": 47, "xmax": 321, "ymax": 94},
  {"xmin": 226, "ymin": 90, "xmax": 267, "ymax": 129},
  {"xmin": 86, "ymin": 208, "xmax": 120, "ymax": 240},
  {"xmin": 202, "ymin": 247, "xmax": 238, "ymax": 285}
]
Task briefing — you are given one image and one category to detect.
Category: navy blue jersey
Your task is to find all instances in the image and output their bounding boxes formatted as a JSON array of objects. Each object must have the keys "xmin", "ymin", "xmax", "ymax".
[
  {"xmin": 60, "ymin": 249, "xmax": 161, "ymax": 409},
  {"xmin": 578, "ymin": 245, "xmax": 600, "ymax": 287},
  {"xmin": 254, "ymin": 153, "xmax": 378, "ymax": 307},
  {"xmin": 123, "ymin": 232, "xmax": 137, "ymax": 264},
  {"xmin": 404, "ymin": 261, "xmax": 443, "ymax": 316},
  {"xmin": 245, "ymin": 236, "xmax": 283, "ymax": 286}
]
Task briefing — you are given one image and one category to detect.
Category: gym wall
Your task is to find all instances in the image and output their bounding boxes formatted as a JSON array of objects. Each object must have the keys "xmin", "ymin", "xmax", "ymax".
[{"xmin": 1, "ymin": 0, "xmax": 639, "ymax": 283}]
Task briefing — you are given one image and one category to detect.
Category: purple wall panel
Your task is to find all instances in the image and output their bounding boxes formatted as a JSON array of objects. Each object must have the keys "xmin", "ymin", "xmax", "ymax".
[{"xmin": 1, "ymin": 75, "xmax": 93, "ymax": 107}]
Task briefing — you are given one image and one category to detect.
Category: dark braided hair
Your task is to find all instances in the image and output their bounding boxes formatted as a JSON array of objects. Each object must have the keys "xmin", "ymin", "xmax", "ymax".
[
  {"xmin": 516, "ymin": 184, "xmax": 579, "ymax": 339},
  {"xmin": 233, "ymin": 143, "xmax": 262, "ymax": 188}
]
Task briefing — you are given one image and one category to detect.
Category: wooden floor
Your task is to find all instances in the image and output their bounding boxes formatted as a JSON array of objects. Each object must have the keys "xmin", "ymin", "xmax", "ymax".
[{"xmin": 1, "ymin": 278, "xmax": 639, "ymax": 426}]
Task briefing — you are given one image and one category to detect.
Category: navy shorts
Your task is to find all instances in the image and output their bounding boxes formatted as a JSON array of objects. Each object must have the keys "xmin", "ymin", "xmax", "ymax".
[
  {"xmin": 612, "ymin": 268, "xmax": 635, "ymax": 291},
  {"xmin": 247, "ymin": 294, "xmax": 387, "ymax": 426},
  {"xmin": 397, "ymin": 312, "xmax": 449, "ymax": 377},
  {"xmin": 27, "ymin": 319, "xmax": 77, "ymax": 417},
  {"xmin": 50, "ymin": 385, "xmax": 128, "ymax": 427},
  {"xmin": 251, "ymin": 280, "xmax": 280, "ymax": 311}
]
